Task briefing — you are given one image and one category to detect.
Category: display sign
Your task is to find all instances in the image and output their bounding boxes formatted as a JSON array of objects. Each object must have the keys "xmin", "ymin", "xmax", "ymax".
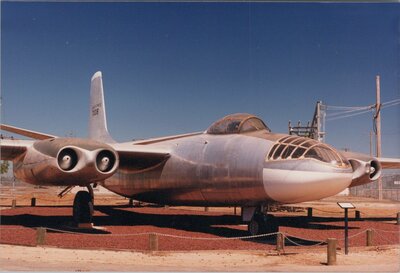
[
  {"xmin": 337, "ymin": 201, "xmax": 356, "ymax": 255},
  {"xmin": 337, "ymin": 202, "xmax": 355, "ymax": 209}
]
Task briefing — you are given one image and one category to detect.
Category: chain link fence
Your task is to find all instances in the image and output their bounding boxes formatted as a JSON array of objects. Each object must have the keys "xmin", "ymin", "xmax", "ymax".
[
  {"xmin": 349, "ymin": 174, "xmax": 400, "ymax": 201},
  {"xmin": 350, "ymin": 188, "xmax": 400, "ymax": 201}
]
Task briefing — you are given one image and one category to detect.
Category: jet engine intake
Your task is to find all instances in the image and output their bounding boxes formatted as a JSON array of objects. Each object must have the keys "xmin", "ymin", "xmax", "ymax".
[
  {"xmin": 96, "ymin": 149, "xmax": 117, "ymax": 173},
  {"xmin": 57, "ymin": 147, "xmax": 79, "ymax": 171},
  {"xmin": 367, "ymin": 159, "xmax": 381, "ymax": 180},
  {"xmin": 348, "ymin": 158, "xmax": 382, "ymax": 187},
  {"xmin": 14, "ymin": 138, "xmax": 119, "ymax": 186}
]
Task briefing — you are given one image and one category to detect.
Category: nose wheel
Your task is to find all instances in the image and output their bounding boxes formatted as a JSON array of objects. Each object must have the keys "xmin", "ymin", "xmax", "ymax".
[
  {"xmin": 72, "ymin": 186, "xmax": 94, "ymax": 225},
  {"xmin": 246, "ymin": 207, "xmax": 279, "ymax": 236}
]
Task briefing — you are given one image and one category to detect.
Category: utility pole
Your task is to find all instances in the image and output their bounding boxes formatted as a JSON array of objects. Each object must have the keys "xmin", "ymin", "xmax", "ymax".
[
  {"xmin": 375, "ymin": 75, "xmax": 382, "ymax": 200},
  {"xmin": 316, "ymin": 101, "xmax": 321, "ymax": 141},
  {"xmin": 369, "ymin": 131, "xmax": 373, "ymax": 157}
]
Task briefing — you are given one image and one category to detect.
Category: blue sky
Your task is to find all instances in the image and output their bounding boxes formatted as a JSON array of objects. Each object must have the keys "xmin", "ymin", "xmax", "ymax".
[{"xmin": 1, "ymin": 2, "xmax": 399, "ymax": 157}]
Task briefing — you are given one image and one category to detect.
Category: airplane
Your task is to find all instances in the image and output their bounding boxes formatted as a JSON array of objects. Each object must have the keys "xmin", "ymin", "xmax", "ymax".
[{"xmin": 1, "ymin": 71, "xmax": 399, "ymax": 235}]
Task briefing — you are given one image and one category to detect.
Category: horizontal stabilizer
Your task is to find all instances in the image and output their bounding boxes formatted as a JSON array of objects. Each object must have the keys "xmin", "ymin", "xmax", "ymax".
[{"xmin": 1, "ymin": 124, "xmax": 56, "ymax": 140}]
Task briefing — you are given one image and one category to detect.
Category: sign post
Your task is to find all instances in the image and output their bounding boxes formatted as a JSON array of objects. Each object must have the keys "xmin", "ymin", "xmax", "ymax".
[{"xmin": 337, "ymin": 202, "xmax": 355, "ymax": 255}]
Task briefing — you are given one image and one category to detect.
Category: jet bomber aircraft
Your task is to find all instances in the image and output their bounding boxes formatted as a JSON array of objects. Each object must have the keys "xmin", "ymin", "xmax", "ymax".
[{"xmin": 1, "ymin": 72, "xmax": 399, "ymax": 235}]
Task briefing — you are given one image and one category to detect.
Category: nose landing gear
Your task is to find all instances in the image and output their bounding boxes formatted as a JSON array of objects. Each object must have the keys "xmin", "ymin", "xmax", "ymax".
[
  {"xmin": 243, "ymin": 206, "xmax": 279, "ymax": 236},
  {"xmin": 248, "ymin": 213, "xmax": 278, "ymax": 236}
]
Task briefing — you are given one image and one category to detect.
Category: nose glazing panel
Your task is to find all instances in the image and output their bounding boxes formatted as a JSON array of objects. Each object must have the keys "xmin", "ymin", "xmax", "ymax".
[{"xmin": 267, "ymin": 136, "xmax": 349, "ymax": 168}]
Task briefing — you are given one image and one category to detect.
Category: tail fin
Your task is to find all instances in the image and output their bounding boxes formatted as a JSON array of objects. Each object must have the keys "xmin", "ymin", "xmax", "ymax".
[{"xmin": 89, "ymin": 71, "xmax": 115, "ymax": 143}]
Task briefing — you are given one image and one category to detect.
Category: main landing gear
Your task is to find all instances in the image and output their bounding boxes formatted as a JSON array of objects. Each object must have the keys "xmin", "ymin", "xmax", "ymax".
[
  {"xmin": 243, "ymin": 206, "xmax": 279, "ymax": 236},
  {"xmin": 58, "ymin": 184, "xmax": 95, "ymax": 226}
]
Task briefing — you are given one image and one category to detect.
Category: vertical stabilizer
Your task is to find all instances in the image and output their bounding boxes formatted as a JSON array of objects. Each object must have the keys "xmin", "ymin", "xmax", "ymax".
[{"xmin": 89, "ymin": 71, "xmax": 115, "ymax": 143}]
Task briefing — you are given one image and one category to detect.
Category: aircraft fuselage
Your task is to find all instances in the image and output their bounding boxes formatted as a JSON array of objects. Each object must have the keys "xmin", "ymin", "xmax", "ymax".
[{"xmin": 102, "ymin": 131, "xmax": 353, "ymax": 206}]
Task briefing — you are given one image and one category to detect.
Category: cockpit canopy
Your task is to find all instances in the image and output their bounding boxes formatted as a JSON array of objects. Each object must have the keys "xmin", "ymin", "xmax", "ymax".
[{"xmin": 207, "ymin": 113, "xmax": 271, "ymax": 135}]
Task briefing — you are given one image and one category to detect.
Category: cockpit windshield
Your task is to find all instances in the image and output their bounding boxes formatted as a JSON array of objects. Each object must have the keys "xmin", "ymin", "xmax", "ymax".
[{"xmin": 207, "ymin": 113, "xmax": 271, "ymax": 135}]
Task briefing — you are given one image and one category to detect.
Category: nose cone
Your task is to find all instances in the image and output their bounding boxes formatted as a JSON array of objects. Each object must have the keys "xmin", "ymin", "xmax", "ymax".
[{"xmin": 263, "ymin": 160, "xmax": 353, "ymax": 203}]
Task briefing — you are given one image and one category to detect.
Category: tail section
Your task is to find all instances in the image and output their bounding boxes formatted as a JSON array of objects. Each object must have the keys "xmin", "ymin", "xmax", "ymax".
[{"xmin": 89, "ymin": 71, "xmax": 115, "ymax": 143}]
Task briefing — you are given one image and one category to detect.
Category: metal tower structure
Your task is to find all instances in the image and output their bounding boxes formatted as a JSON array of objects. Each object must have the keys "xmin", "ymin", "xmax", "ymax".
[{"xmin": 289, "ymin": 101, "xmax": 326, "ymax": 142}]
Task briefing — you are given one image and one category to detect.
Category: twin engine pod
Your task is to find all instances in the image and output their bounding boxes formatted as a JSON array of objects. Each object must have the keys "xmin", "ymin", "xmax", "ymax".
[
  {"xmin": 348, "ymin": 158, "xmax": 382, "ymax": 187},
  {"xmin": 57, "ymin": 146, "xmax": 117, "ymax": 174},
  {"xmin": 339, "ymin": 151, "xmax": 382, "ymax": 188},
  {"xmin": 14, "ymin": 138, "xmax": 119, "ymax": 186}
]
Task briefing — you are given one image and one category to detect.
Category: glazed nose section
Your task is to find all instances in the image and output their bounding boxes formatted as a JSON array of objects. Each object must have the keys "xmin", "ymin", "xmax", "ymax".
[
  {"xmin": 266, "ymin": 135, "xmax": 351, "ymax": 168},
  {"xmin": 263, "ymin": 135, "xmax": 354, "ymax": 203},
  {"xmin": 262, "ymin": 162, "xmax": 353, "ymax": 203}
]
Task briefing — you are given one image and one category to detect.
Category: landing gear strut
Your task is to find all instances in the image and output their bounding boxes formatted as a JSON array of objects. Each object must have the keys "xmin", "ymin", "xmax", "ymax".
[
  {"xmin": 72, "ymin": 185, "xmax": 94, "ymax": 225},
  {"xmin": 244, "ymin": 206, "xmax": 279, "ymax": 236}
]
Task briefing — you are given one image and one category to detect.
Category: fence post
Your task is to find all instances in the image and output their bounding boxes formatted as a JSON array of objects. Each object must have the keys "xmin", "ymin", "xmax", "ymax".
[
  {"xmin": 307, "ymin": 207, "xmax": 313, "ymax": 219},
  {"xmin": 36, "ymin": 227, "xmax": 46, "ymax": 245},
  {"xmin": 149, "ymin": 233, "xmax": 158, "ymax": 251},
  {"xmin": 355, "ymin": 210, "xmax": 360, "ymax": 220},
  {"xmin": 397, "ymin": 212, "xmax": 400, "ymax": 225},
  {"xmin": 234, "ymin": 207, "xmax": 237, "ymax": 215},
  {"xmin": 129, "ymin": 198, "xmax": 133, "ymax": 207},
  {"xmin": 276, "ymin": 233, "xmax": 285, "ymax": 252},
  {"xmin": 11, "ymin": 199, "xmax": 16, "ymax": 209},
  {"xmin": 31, "ymin": 197, "xmax": 36, "ymax": 207},
  {"xmin": 327, "ymin": 238, "xmax": 337, "ymax": 265},
  {"xmin": 204, "ymin": 207, "xmax": 209, "ymax": 212},
  {"xmin": 366, "ymin": 229, "xmax": 373, "ymax": 246}
]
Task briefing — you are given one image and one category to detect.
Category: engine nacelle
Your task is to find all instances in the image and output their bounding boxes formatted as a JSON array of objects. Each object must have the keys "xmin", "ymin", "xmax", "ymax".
[
  {"xmin": 344, "ymin": 152, "xmax": 382, "ymax": 188},
  {"xmin": 14, "ymin": 138, "xmax": 119, "ymax": 186}
]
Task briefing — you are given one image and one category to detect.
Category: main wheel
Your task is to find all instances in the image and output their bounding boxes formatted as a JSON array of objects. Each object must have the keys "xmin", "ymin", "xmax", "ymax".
[{"xmin": 73, "ymin": 191, "xmax": 94, "ymax": 224}]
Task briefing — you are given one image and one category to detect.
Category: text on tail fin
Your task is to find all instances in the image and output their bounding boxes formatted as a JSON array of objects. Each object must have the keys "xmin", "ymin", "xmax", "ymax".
[{"xmin": 89, "ymin": 71, "xmax": 115, "ymax": 143}]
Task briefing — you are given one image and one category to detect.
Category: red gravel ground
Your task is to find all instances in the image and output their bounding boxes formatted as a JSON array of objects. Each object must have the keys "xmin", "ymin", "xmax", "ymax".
[{"xmin": 1, "ymin": 205, "xmax": 399, "ymax": 251}]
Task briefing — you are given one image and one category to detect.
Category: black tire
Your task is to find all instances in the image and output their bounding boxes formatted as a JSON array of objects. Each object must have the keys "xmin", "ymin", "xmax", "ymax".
[
  {"xmin": 265, "ymin": 214, "xmax": 279, "ymax": 233},
  {"xmin": 248, "ymin": 214, "xmax": 278, "ymax": 235},
  {"xmin": 248, "ymin": 217, "xmax": 261, "ymax": 236},
  {"xmin": 73, "ymin": 191, "xmax": 94, "ymax": 224}
]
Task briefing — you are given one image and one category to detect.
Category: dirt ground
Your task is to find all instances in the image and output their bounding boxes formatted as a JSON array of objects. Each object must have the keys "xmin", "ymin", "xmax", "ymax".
[
  {"xmin": 1, "ymin": 244, "xmax": 399, "ymax": 272},
  {"xmin": 1, "ymin": 185, "xmax": 399, "ymax": 271}
]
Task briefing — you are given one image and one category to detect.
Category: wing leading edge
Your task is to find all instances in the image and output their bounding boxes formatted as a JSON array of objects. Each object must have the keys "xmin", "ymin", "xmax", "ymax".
[
  {"xmin": 0, "ymin": 139, "xmax": 33, "ymax": 161},
  {"xmin": 110, "ymin": 143, "xmax": 170, "ymax": 172},
  {"xmin": 1, "ymin": 124, "xmax": 56, "ymax": 140},
  {"xmin": 378, "ymin": 157, "xmax": 400, "ymax": 169}
]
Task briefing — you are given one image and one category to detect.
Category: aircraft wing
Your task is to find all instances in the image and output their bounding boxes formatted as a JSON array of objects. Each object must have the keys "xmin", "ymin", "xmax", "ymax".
[
  {"xmin": 341, "ymin": 151, "xmax": 400, "ymax": 169},
  {"xmin": 377, "ymin": 157, "xmax": 400, "ymax": 169},
  {"xmin": 108, "ymin": 132, "xmax": 199, "ymax": 171},
  {"xmin": 132, "ymin": 132, "xmax": 203, "ymax": 145},
  {"xmin": 0, "ymin": 123, "xmax": 171, "ymax": 173},
  {"xmin": 1, "ymin": 124, "xmax": 57, "ymax": 140},
  {"xmin": 0, "ymin": 139, "xmax": 33, "ymax": 161},
  {"xmin": 109, "ymin": 143, "xmax": 171, "ymax": 171}
]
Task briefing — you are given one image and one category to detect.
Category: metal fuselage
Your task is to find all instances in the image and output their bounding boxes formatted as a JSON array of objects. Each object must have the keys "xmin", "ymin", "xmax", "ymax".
[
  {"xmin": 102, "ymin": 130, "xmax": 353, "ymax": 206},
  {"xmin": 2, "ymin": 71, "xmax": 392, "ymax": 211}
]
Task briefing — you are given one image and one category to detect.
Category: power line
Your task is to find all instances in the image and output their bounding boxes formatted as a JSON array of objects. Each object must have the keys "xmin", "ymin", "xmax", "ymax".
[
  {"xmin": 382, "ymin": 98, "xmax": 400, "ymax": 105},
  {"xmin": 325, "ymin": 98, "xmax": 400, "ymax": 122},
  {"xmin": 326, "ymin": 105, "xmax": 372, "ymax": 110},
  {"xmin": 326, "ymin": 105, "xmax": 373, "ymax": 118},
  {"xmin": 326, "ymin": 109, "xmax": 374, "ymax": 121}
]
